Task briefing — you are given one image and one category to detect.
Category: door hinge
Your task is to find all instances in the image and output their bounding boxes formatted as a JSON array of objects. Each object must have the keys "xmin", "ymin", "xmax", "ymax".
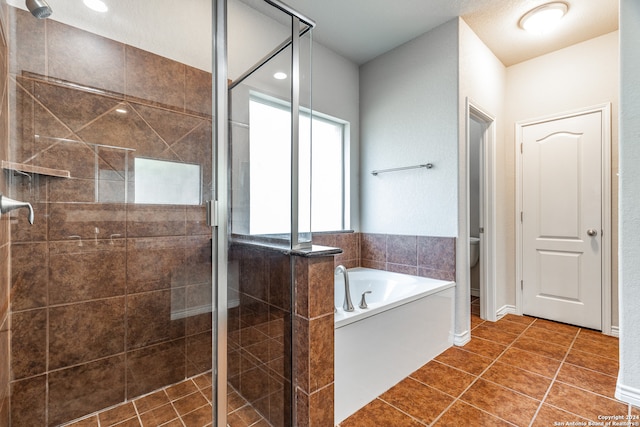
[
  {"xmin": 520, "ymin": 211, "xmax": 523, "ymax": 222},
  {"xmin": 206, "ymin": 200, "xmax": 219, "ymax": 227},
  {"xmin": 520, "ymin": 143, "xmax": 523, "ymax": 154},
  {"xmin": 521, "ymin": 280, "xmax": 523, "ymax": 290}
]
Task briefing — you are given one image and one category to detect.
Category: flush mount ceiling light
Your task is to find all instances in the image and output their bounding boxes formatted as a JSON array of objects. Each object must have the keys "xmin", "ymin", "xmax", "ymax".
[
  {"xmin": 273, "ymin": 72, "xmax": 287, "ymax": 80},
  {"xmin": 83, "ymin": 0, "xmax": 108, "ymax": 13},
  {"xmin": 519, "ymin": 2, "xmax": 568, "ymax": 34}
]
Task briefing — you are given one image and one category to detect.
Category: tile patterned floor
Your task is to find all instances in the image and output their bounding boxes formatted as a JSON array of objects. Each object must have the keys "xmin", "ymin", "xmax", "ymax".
[
  {"xmin": 62, "ymin": 372, "xmax": 215, "ymax": 427},
  {"xmin": 62, "ymin": 371, "xmax": 269, "ymax": 427},
  {"xmin": 62, "ymin": 299, "xmax": 632, "ymax": 427},
  {"xmin": 339, "ymin": 301, "xmax": 632, "ymax": 427}
]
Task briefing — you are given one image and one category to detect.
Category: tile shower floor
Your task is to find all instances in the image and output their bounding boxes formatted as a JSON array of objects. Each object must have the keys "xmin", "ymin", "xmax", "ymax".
[
  {"xmin": 63, "ymin": 301, "xmax": 631, "ymax": 427},
  {"xmin": 62, "ymin": 372, "xmax": 270, "ymax": 427}
]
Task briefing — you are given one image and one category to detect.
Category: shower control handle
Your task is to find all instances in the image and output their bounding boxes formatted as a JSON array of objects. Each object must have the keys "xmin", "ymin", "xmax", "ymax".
[
  {"xmin": 0, "ymin": 194, "xmax": 34, "ymax": 225},
  {"xmin": 359, "ymin": 291, "xmax": 372, "ymax": 309}
]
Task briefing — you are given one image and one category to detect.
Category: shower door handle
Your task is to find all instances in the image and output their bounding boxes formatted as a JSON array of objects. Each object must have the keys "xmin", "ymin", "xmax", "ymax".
[{"xmin": 0, "ymin": 193, "xmax": 34, "ymax": 225}]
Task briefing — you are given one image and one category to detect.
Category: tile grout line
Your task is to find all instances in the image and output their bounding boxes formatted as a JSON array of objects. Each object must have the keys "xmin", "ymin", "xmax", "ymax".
[
  {"xmin": 526, "ymin": 325, "xmax": 582, "ymax": 427},
  {"xmin": 131, "ymin": 398, "xmax": 144, "ymax": 427},
  {"xmin": 459, "ymin": 318, "xmax": 541, "ymax": 424},
  {"xmin": 374, "ymin": 396, "xmax": 430, "ymax": 426},
  {"xmin": 530, "ymin": 327, "xmax": 628, "ymax": 423},
  {"xmin": 439, "ymin": 316, "xmax": 600, "ymax": 426},
  {"xmin": 167, "ymin": 390, "xmax": 187, "ymax": 427},
  {"xmin": 428, "ymin": 317, "xmax": 538, "ymax": 426}
]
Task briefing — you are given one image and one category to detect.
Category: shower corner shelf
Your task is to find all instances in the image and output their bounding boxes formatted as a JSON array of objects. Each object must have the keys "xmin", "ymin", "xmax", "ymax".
[{"xmin": 2, "ymin": 161, "xmax": 71, "ymax": 178}]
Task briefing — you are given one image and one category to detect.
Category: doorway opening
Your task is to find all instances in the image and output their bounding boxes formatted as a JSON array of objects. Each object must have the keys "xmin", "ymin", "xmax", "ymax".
[{"xmin": 467, "ymin": 100, "xmax": 497, "ymax": 322}]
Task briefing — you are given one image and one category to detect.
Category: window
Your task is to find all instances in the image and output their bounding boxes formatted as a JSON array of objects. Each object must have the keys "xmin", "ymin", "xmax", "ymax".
[{"xmin": 249, "ymin": 96, "xmax": 348, "ymax": 234}]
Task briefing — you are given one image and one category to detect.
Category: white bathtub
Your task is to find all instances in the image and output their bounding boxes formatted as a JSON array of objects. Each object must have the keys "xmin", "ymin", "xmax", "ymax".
[{"xmin": 334, "ymin": 267, "xmax": 455, "ymax": 423}]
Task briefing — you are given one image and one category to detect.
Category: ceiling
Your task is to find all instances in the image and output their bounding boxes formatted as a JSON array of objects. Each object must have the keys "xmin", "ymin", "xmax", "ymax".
[
  {"xmin": 7, "ymin": 0, "xmax": 618, "ymax": 69},
  {"xmin": 284, "ymin": 0, "xmax": 619, "ymax": 66}
]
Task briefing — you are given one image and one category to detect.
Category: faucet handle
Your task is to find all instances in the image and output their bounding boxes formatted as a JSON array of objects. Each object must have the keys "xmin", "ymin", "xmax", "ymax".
[
  {"xmin": 359, "ymin": 291, "xmax": 372, "ymax": 309},
  {"xmin": 0, "ymin": 193, "xmax": 34, "ymax": 225}
]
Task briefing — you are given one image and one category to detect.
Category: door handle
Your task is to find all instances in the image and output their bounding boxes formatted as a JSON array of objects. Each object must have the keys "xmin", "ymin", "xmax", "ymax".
[
  {"xmin": 0, "ymin": 193, "xmax": 34, "ymax": 225},
  {"xmin": 586, "ymin": 229, "xmax": 598, "ymax": 237}
]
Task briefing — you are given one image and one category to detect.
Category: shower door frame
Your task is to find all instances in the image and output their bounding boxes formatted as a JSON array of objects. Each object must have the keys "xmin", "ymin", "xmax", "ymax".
[{"xmin": 213, "ymin": 1, "xmax": 228, "ymax": 425}]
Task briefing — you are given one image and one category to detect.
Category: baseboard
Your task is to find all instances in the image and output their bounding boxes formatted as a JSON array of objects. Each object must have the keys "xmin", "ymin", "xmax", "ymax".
[
  {"xmin": 611, "ymin": 326, "xmax": 620, "ymax": 337},
  {"xmin": 453, "ymin": 330, "xmax": 471, "ymax": 346},
  {"xmin": 616, "ymin": 382, "xmax": 640, "ymax": 407},
  {"xmin": 470, "ymin": 288, "xmax": 480, "ymax": 298},
  {"xmin": 496, "ymin": 304, "xmax": 516, "ymax": 320}
]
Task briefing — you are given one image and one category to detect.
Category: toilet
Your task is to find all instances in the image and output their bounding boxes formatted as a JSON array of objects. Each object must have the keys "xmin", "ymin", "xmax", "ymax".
[{"xmin": 470, "ymin": 237, "xmax": 480, "ymax": 268}]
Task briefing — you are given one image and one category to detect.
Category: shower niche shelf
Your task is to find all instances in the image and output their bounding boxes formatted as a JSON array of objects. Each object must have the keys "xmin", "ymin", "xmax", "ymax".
[{"xmin": 2, "ymin": 161, "xmax": 71, "ymax": 178}]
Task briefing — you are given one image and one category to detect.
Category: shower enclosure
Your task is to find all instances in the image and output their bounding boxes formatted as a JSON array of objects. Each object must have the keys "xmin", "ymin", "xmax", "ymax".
[
  {"xmin": 1, "ymin": 1, "xmax": 215, "ymax": 425},
  {"xmin": 218, "ymin": 1, "xmax": 334, "ymax": 426},
  {"xmin": 0, "ymin": 0, "xmax": 331, "ymax": 426}
]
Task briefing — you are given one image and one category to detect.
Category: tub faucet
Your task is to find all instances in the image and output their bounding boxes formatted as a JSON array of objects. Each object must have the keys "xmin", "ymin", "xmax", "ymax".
[{"xmin": 335, "ymin": 265, "xmax": 354, "ymax": 312}]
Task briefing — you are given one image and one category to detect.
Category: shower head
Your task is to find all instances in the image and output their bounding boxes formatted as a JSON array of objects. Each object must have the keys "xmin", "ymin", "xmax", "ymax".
[{"xmin": 26, "ymin": 0, "xmax": 52, "ymax": 19}]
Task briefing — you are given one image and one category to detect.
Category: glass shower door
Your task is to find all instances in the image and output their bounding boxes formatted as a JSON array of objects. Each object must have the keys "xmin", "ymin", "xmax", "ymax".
[
  {"xmin": 2, "ymin": 2, "xmax": 215, "ymax": 425},
  {"xmin": 218, "ymin": 1, "xmax": 314, "ymax": 425}
]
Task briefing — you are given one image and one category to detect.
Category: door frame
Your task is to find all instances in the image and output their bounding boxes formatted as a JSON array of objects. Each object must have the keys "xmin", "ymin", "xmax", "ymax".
[
  {"xmin": 515, "ymin": 103, "xmax": 612, "ymax": 335},
  {"xmin": 466, "ymin": 99, "xmax": 497, "ymax": 321}
]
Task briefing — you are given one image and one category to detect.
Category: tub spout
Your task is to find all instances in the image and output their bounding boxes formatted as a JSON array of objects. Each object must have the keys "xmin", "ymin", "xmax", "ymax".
[
  {"xmin": 336, "ymin": 265, "xmax": 354, "ymax": 312},
  {"xmin": 0, "ymin": 193, "xmax": 34, "ymax": 225}
]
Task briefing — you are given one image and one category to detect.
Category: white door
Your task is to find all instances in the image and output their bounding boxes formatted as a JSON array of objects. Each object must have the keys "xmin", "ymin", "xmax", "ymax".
[{"xmin": 521, "ymin": 110, "xmax": 602, "ymax": 330}]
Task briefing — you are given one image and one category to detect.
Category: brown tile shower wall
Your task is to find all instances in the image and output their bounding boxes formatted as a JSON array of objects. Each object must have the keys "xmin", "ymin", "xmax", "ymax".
[
  {"xmin": 315, "ymin": 232, "xmax": 456, "ymax": 281},
  {"xmin": 1, "ymin": 3, "xmax": 11, "ymax": 426},
  {"xmin": 294, "ymin": 255, "xmax": 335, "ymax": 427},
  {"xmin": 227, "ymin": 243, "xmax": 336, "ymax": 427},
  {"xmin": 7, "ymin": 8, "xmax": 212, "ymax": 426},
  {"xmin": 228, "ymin": 243, "xmax": 293, "ymax": 427}
]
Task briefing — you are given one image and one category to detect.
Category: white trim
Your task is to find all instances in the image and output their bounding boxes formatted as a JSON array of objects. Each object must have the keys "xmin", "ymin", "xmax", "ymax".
[
  {"xmin": 515, "ymin": 103, "xmax": 612, "ymax": 334},
  {"xmin": 601, "ymin": 104, "xmax": 613, "ymax": 335},
  {"xmin": 615, "ymin": 382, "xmax": 640, "ymax": 407},
  {"xmin": 466, "ymin": 99, "xmax": 498, "ymax": 323},
  {"xmin": 611, "ymin": 325, "xmax": 619, "ymax": 338},
  {"xmin": 453, "ymin": 330, "xmax": 471, "ymax": 346},
  {"xmin": 470, "ymin": 288, "xmax": 480, "ymax": 298},
  {"xmin": 496, "ymin": 304, "xmax": 516, "ymax": 320}
]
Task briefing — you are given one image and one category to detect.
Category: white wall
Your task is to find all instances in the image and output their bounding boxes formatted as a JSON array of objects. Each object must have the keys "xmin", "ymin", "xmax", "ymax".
[
  {"xmin": 312, "ymin": 43, "xmax": 360, "ymax": 230},
  {"xmin": 228, "ymin": 1, "xmax": 360, "ymax": 231},
  {"xmin": 228, "ymin": 0, "xmax": 290, "ymax": 79},
  {"xmin": 358, "ymin": 19, "xmax": 507, "ymax": 340},
  {"xmin": 505, "ymin": 31, "xmax": 620, "ymax": 326},
  {"xmin": 359, "ymin": 19, "xmax": 459, "ymax": 237},
  {"xmin": 458, "ymin": 18, "xmax": 506, "ymax": 340},
  {"xmin": 616, "ymin": 0, "xmax": 640, "ymax": 407}
]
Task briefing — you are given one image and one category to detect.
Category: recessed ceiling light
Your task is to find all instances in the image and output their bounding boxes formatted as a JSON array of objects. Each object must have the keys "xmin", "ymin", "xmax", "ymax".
[
  {"xmin": 83, "ymin": 0, "xmax": 108, "ymax": 13},
  {"xmin": 519, "ymin": 2, "xmax": 568, "ymax": 35},
  {"xmin": 273, "ymin": 72, "xmax": 287, "ymax": 80}
]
